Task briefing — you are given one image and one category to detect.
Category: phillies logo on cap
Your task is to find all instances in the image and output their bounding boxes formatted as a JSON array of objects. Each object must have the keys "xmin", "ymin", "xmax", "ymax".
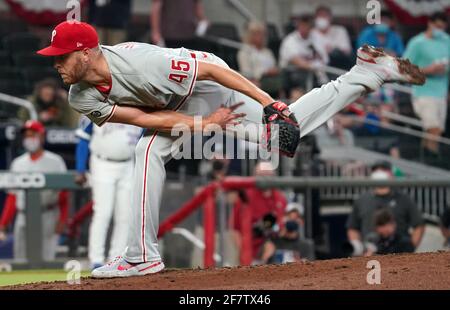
[{"xmin": 51, "ymin": 30, "xmax": 57, "ymax": 43}]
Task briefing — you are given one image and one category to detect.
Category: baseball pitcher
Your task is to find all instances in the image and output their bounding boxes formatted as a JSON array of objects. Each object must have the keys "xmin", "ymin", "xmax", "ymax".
[{"xmin": 37, "ymin": 21, "xmax": 424, "ymax": 278}]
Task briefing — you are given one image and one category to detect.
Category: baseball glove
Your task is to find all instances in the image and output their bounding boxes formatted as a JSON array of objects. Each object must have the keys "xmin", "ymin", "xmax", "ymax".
[{"xmin": 262, "ymin": 101, "xmax": 301, "ymax": 157}]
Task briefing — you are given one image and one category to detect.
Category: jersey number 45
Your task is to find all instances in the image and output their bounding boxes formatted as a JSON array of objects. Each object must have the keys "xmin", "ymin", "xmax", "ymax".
[{"xmin": 169, "ymin": 60, "xmax": 190, "ymax": 84}]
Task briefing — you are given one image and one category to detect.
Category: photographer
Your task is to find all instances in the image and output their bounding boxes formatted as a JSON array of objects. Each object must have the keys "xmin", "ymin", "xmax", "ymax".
[
  {"xmin": 365, "ymin": 208, "xmax": 415, "ymax": 256},
  {"xmin": 260, "ymin": 205, "xmax": 305, "ymax": 264},
  {"xmin": 346, "ymin": 161, "xmax": 424, "ymax": 256}
]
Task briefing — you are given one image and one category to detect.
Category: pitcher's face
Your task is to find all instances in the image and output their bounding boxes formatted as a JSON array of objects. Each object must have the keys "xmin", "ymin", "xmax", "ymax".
[{"xmin": 54, "ymin": 50, "xmax": 88, "ymax": 85}]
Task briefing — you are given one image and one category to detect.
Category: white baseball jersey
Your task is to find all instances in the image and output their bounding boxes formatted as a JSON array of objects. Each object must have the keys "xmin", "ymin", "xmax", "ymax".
[
  {"xmin": 69, "ymin": 42, "xmax": 231, "ymax": 126},
  {"xmin": 10, "ymin": 151, "xmax": 67, "ymax": 211},
  {"xmin": 76, "ymin": 115, "xmax": 142, "ymax": 161}
]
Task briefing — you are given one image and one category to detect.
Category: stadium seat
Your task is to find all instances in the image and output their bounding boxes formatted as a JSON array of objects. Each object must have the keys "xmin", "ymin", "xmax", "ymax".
[
  {"xmin": 3, "ymin": 33, "xmax": 42, "ymax": 54},
  {"xmin": 206, "ymin": 23, "xmax": 240, "ymax": 41},
  {"xmin": 22, "ymin": 67, "xmax": 61, "ymax": 87},
  {"xmin": 267, "ymin": 23, "xmax": 281, "ymax": 60},
  {"xmin": 13, "ymin": 53, "xmax": 53, "ymax": 68},
  {"xmin": 0, "ymin": 19, "xmax": 29, "ymax": 39},
  {"xmin": 126, "ymin": 19, "xmax": 150, "ymax": 43},
  {"xmin": 0, "ymin": 66, "xmax": 23, "ymax": 80},
  {"xmin": 0, "ymin": 51, "xmax": 12, "ymax": 66},
  {"xmin": 0, "ymin": 78, "xmax": 29, "ymax": 97},
  {"xmin": 266, "ymin": 23, "xmax": 280, "ymax": 42}
]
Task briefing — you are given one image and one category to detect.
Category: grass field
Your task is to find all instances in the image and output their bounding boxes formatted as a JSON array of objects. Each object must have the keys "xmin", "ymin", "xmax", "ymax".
[{"xmin": 0, "ymin": 270, "xmax": 91, "ymax": 287}]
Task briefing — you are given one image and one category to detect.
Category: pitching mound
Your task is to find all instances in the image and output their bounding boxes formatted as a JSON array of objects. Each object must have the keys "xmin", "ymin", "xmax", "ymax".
[{"xmin": 4, "ymin": 252, "xmax": 450, "ymax": 290}]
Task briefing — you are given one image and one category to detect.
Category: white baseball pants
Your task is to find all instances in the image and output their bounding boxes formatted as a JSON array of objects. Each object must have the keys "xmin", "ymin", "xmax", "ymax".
[{"xmin": 88, "ymin": 156, "xmax": 134, "ymax": 264}]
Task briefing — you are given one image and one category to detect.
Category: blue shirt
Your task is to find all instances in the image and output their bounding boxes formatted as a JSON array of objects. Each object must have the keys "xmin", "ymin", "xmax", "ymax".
[
  {"xmin": 75, "ymin": 117, "xmax": 93, "ymax": 173},
  {"xmin": 403, "ymin": 32, "xmax": 450, "ymax": 99},
  {"xmin": 357, "ymin": 26, "xmax": 405, "ymax": 56}
]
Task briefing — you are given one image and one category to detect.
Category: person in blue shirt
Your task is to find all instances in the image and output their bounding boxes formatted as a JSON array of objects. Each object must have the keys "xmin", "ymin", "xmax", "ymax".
[
  {"xmin": 403, "ymin": 12, "xmax": 450, "ymax": 160},
  {"xmin": 357, "ymin": 10, "xmax": 405, "ymax": 56}
]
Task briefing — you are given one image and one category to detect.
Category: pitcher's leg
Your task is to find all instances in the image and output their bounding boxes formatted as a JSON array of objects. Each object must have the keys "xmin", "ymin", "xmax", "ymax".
[
  {"xmin": 223, "ymin": 65, "xmax": 382, "ymax": 143},
  {"xmin": 290, "ymin": 66, "xmax": 383, "ymax": 137},
  {"xmin": 123, "ymin": 132, "xmax": 174, "ymax": 263}
]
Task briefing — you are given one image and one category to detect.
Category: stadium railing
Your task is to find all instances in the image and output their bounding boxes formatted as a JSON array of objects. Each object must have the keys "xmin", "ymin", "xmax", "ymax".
[
  {"xmin": 0, "ymin": 171, "xmax": 84, "ymax": 269},
  {"xmin": 158, "ymin": 176, "xmax": 450, "ymax": 267},
  {"xmin": 2, "ymin": 171, "xmax": 449, "ymax": 268},
  {"xmin": 0, "ymin": 92, "xmax": 37, "ymax": 120}
]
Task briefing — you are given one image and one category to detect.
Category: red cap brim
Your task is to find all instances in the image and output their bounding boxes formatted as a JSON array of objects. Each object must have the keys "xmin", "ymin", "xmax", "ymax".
[{"xmin": 36, "ymin": 45, "xmax": 74, "ymax": 56}]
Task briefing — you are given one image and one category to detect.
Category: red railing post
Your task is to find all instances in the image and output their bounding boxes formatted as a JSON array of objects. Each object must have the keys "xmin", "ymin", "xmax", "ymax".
[
  {"xmin": 240, "ymin": 202, "xmax": 253, "ymax": 266},
  {"xmin": 203, "ymin": 187, "xmax": 216, "ymax": 268}
]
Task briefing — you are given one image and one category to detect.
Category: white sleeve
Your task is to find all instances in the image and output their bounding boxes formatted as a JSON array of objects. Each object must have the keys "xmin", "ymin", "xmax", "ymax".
[{"xmin": 69, "ymin": 85, "xmax": 115, "ymax": 127}]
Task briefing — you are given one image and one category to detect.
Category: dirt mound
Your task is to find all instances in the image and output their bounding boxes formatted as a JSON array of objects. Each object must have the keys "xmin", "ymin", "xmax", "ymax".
[{"xmin": 4, "ymin": 252, "xmax": 450, "ymax": 290}]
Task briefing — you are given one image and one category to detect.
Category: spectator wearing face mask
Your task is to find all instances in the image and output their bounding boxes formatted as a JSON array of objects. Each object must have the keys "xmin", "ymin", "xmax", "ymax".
[
  {"xmin": 403, "ymin": 12, "xmax": 450, "ymax": 162},
  {"xmin": 0, "ymin": 121, "xmax": 69, "ymax": 261},
  {"xmin": 311, "ymin": 6, "xmax": 353, "ymax": 70},
  {"xmin": 357, "ymin": 10, "xmax": 405, "ymax": 56},
  {"xmin": 346, "ymin": 160, "xmax": 424, "ymax": 256},
  {"xmin": 279, "ymin": 15, "xmax": 328, "ymax": 69},
  {"xmin": 365, "ymin": 208, "xmax": 415, "ymax": 256},
  {"xmin": 279, "ymin": 15, "xmax": 329, "ymax": 90},
  {"xmin": 260, "ymin": 203, "xmax": 315, "ymax": 263}
]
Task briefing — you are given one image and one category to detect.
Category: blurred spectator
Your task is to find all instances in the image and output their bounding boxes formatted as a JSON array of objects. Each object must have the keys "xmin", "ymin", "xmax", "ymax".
[
  {"xmin": 440, "ymin": 207, "xmax": 450, "ymax": 248},
  {"xmin": 279, "ymin": 15, "xmax": 328, "ymax": 70},
  {"xmin": 357, "ymin": 10, "xmax": 404, "ymax": 56},
  {"xmin": 150, "ymin": 0, "xmax": 208, "ymax": 48},
  {"xmin": 260, "ymin": 219, "xmax": 301, "ymax": 264},
  {"xmin": 19, "ymin": 78, "xmax": 79, "ymax": 128},
  {"xmin": 314, "ymin": 114, "xmax": 355, "ymax": 149},
  {"xmin": 346, "ymin": 160, "xmax": 424, "ymax": 256},
  {"xmin": 88, "ymin": 0, "xmax": 132, "ymax": 46},
  {"xmin": 311, "ymin": 5, "xmax": 353, "ymax": 69},
  {"xmin": 237, "ymin": 21, "xmax": 279, "ymax": 95},
  {"xmin": 230, "ymin": 161, "xmax": 287, "ymax": 264},
  {"xmin": 403, "ymin": 12, "xmax": 450, "ymax": 161},
  {"xmin": 0, "ymin": 121, "xmax": 68, "ymax": 261},
  {"xmin": 260, "ymin": 203, "xmax": 309, "ymax": 264},
  {"xmin": 365, "ymin": 208, "xmax": 415, "ymax": 256}
]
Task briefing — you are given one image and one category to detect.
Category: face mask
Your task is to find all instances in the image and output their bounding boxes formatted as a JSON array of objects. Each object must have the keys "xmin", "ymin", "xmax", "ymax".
[
  {"xmin": 374, "ymin": 23, "xmax": 390, "ymax": 34},
  {"xmin": 23, "ymin": 137, "xmax": 41, "ymax": 153},
  {"xmin": 285, "ymin": 220, "xmax": 299, "ymax": 232},
  {"xmin": 432, "ymin": 28, "xmax": 446, "ymax": 39},
  {"xmin": 315, "ymin": 17, "xmax": 330, "ymax": 30},
  {"xmin": 370, "ymin": 169, "xmax": 392, "ymax": 180}
]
